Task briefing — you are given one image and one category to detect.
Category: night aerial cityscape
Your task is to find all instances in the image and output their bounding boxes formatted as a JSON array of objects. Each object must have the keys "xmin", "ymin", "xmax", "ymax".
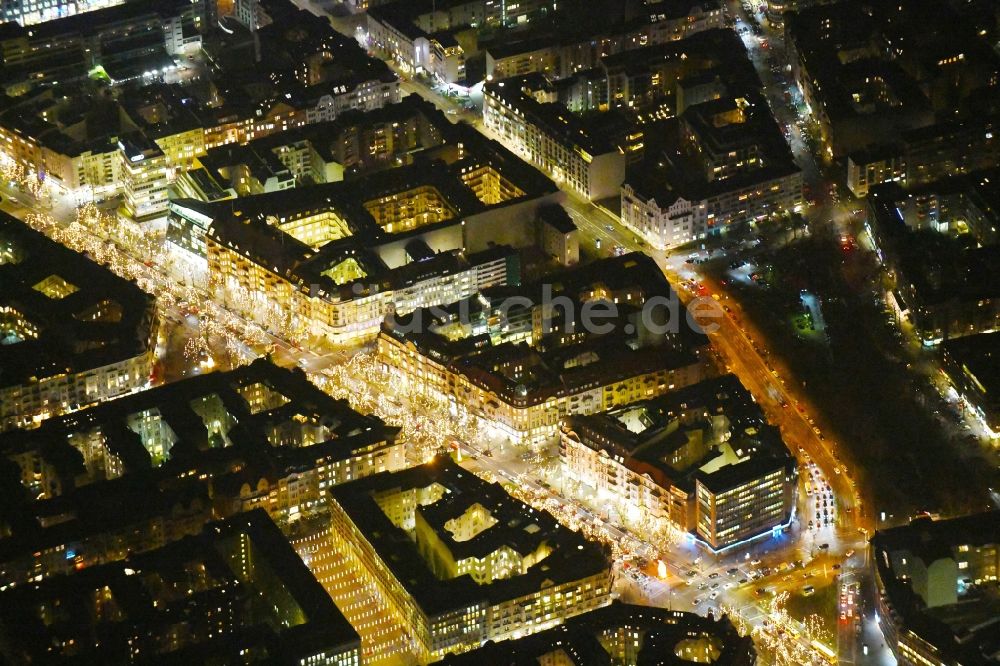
[{"xmin": 0, "ymin": 0, "xmax": 999, "ymax": 663}]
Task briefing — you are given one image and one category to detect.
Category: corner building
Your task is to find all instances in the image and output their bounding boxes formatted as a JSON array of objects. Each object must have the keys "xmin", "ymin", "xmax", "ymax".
[{"xmin": 327, "ymin": 456, "xmax": 613, "ymax": 662}]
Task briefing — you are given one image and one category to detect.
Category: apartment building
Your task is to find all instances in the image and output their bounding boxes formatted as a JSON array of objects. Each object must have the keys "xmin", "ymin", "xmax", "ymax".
[
  {"xmin": 441, "ymin": 602, "xmax": 757, "ymax": 665},
  {"xmin": 0, "ymin": 510, "xmax": 363, "ymax": 665},
  {"xmin": 484, "ymin": 74, "xmax": 626, "ymax": 200},
  {"xmin": 872, "ymin": 512, "xmax": 1000, "ymax": 666},
  {"xmin": 602, "ymin": 29, "xmax": 803, "ymax": 248},
  {"xmin": 379, "ymin": 253, "xmax": 713, "ymax": 443},
  {"xmin": 485, "ymin": 0, "xmax": 725, "ymax": 81},
  {"xmin": 0, "ymin": 0, "xmax": 398, "ymax": 217},
  {"xmin": 560, "ymin": 375, "xmax": 797, "ymax": 550},
  {"xmin": 168, "ymin": 138, "xmax": 557, "ymax": 341},
  {"xmin": 867, "ymin": 172, "xmax": 1000, "ymax": 345},
  {"xmin": 327, "ymin": 456, "xmax": 612, "ymax": 661},
  {"xmin": 0, "ymin": 359, "xmax": 405, "ymax": 586},
  {"xmin": 0, "ymin": 214, "xmax": 158, "ymax": 432}
]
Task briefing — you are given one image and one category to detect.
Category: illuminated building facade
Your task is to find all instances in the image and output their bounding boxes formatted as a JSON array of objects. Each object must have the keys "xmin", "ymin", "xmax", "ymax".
[
  {"xmin": 620, "ymin": 73, "xmax": 801, "ymax": 248},
  {"xmin": 846, "ymin": 114, "xmax": 1000, "ymax": 197},
  {"xmin": 867, "ymin": 172, "xmax": 1000, "ymax": 345},
  {"xmin": 169, "ymin": 138, "xmax": 559, "ymax": 342},
  {"xmin": 351, "ymin": 0, "xmax": 554, "ymax": 28},
  {"xmin": 940, "ymin": 333, "xmax": 1000, "ymax": 433},
  {"xmin": 483, "ymin": 74, "xmax": 626, "ymax": 200},
  {"xmin": 0, "ymin": 0, "xmax": 123, "ymax": 25},
  {"xmin": 118, "ymin": 134, "xmax": 171, "ymax": 220},
  {"xmin": 440, "ymin": 601, "xmax": 756, "ymax": 665},
  {"xmin": 326, "ymin": 456, "xmax": 612, "ymax": 661},
  {"xmin": 0, "ymin": 510, "xmax": 363, "ymax": 665},
  {"xmin": 620, "ymin": 170, "xmax": 802, "ymax": 250},
  {"xmin": 483, "ymin": 28, "xmax": 800, "ymax": 237},
  {"xmin": 560, "ymin": 375, "xmax": 797, "ymax": 550},
  {"xmin": 694, "ymin": 461, "xmax": 793, "ymax": 551},
  {"xmin": 847, "ymin": 150, "xmax": 908, "ymax": 199},
  {"xmin": 0, "ymin": 214, "xmax": 158, "ymax": 432},
  {"xmin": 178, "ymin": 95, "xmax": 458, "ymax": 203},
  {"xmin": 379, "ymin": 253, "xmax": 713, "ymax": 443},
  {"xmin": 567, "ymin": 28, "xmax": 759, "ymax": 117},
  {"xmin": 483, "ymin": 1, "xmax": 726, "ymax": 81},
  {"xmin": 871, "ymin": 512, "xmax": 1000, "ymax": 666},
  {"xmin": 0, "ymin": 359, "xmax": 405, "ymax": 586},
  {"xmin": 0, "ymin": 0, "xmax": 206, "ymax": 94},
  {"xmin": 0, "ymin": 0, "xmax": 398, "ymax": 216},
  {"xmin": 366, "ymin": 6, "xmax": 468, "ymax": 84},
  {"xmin": 0, "ymin": 86, "xmax": 205, "ymax": 212}
]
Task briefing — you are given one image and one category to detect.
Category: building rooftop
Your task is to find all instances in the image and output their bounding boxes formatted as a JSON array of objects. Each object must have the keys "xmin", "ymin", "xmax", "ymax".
[
  {"xmin": 563, "ymin": 374, "xmax": 794, "ymax": 494},
  {"xmin": 598, "ymin": 27, "xmax": 757, "ymax": 94},
  {"xmin": 0, "ymin": 359, "xmax": 401, "ymax": 592},
  {"xmin": 871, "ymin": 512, "xmax": 1000, "ymax": 666},
  {"xmin": 484, "ymin": 0, "xmax": 722, "ymax": 60},
  {"xmin": 368, "ymin": 3, "xmax": 432, "ymax": 42},
  {"xmin": 0, "ymin": 509, "xmax": 360, "ymax": 664},
  {"xmin": 599, "ymin": 29, "xmax": 798, "ymax": 206},
  {"xmin": 202, "ymin": 5, "xmax": 396, "ymax": 119},
  {"xmin": 440, "ymin": 601, "xmax": 756, "ymax": 665},
  {"xmin": 0, "ymin": 213, "xmax": 157, "ymax": 391},
  {"xmin": 538, "ymin": 204, "xmax": 576, "ymax": 234},
  {"xmin": 867, "ymin": 171, "xmax": 1000, "ymax": 307},
  {"xmin": 0, "ymin": 89, "xmax": 134, "ymax": 160},
  {"xmin": 199, "ymin": 94, "xmax": 456, "ymax": 178},
  {"xmin": 0, "ymin": 0, "xmax": 397, "ymax": 161},
  {"xmin": 941, "ymin": 333, "xmax": 1000, "ymax": 400},
  {"xmin": 484, "ymin": 74, "xmax": 620, "ymax": 157},
  {"xmin": 4, "ymin": 0, "xmax": 195, "ymax": 43},
  {"xmin": 328, "ymin": 455, "xmax": 610, "ymax": 616},
  {"xmin": 626, "ymin": 94, "xmax": 799, "ymax": 207},
  {"xmin": 382, "ymin": 253, "xmax": 710, "ymax": 407},
  {"xmin": 195, "ymin": 126, "xmax": 554, "ymax": 299},
  {"xmin": 787, "ymin": 0, "xmax": 1000, "ymax": 124},
  {"xmin": 0, "ymin": 358, "xmax": 397, "ymax": 503}
]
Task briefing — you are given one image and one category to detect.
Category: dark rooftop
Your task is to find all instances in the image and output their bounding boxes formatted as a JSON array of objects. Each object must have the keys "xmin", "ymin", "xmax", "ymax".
[
  {"xmin": 0, "ymin": 213, "xmax": 157, "ymax": 392},
  {"xmin": 786, "ymin": 0, "xmax": 1000, "ymax": 126},
  {"xmin": 328, "ymin": 456, "xmax": 610, "ymax": 617},
  {"xmin": 564, "ymin": 374, "xmax": 794, "ymax": 494},
  {"xmin": 440, "ymin": 601, "xmax": 756, "ymax": 665},
  {"xmin": 867, "ymin": 171, "xmax": 1000, "ymax": 307},
  {"xmin": 484, "ymin": 74, "xmax": 620, "ymax": 156},
  {"xmin": 383, "ymin": 253, "xmax": 710, "ymax": 407},
  {"xmin": 0, "ymin": 509, "xmax": 359, "ymax": 664},
  {"xmin": 0, "ymin": 358, "xmax": 397, "ymax": 502},
  {"xmin": 942, "ymin": 333, "xmax": 1000, "ymax": 398},
  {"xmin": 871, "ymin": 512, "xmax": 1000, "ymax": 666}
]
